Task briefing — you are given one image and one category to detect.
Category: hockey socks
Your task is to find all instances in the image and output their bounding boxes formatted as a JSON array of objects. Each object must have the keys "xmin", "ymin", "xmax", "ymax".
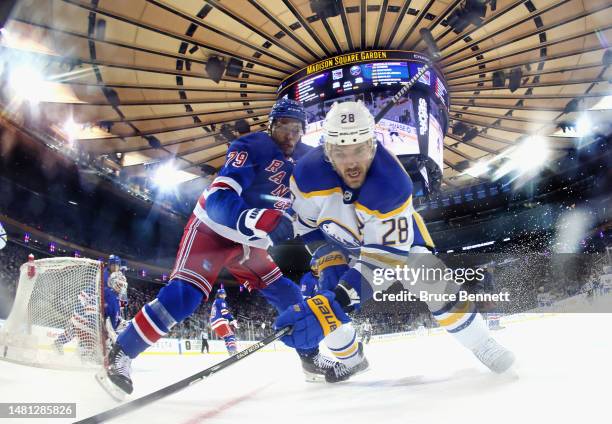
[
  {"xmin": 431, "ymin": 297, "xmax": 490, "ymax": 350},
  {"xmin": 224, "ymin": 335, "xmax": 237, "ymax": 354},
  {"xmin": 325, "ymin": 324, "xmax": 362, "ymax": 368},
  {"xmin": 56, "ymin": 327, "xmax": 75, "ymax": 345},
  {"xmin": 118, "ymin": 279, "xmax": 203, "ymax": 358}
]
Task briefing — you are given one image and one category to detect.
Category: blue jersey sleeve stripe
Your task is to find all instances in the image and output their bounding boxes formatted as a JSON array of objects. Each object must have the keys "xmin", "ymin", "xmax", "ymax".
[{"xmin": 362, "ymin": 243, "xmax": 411, "ymax": 256}]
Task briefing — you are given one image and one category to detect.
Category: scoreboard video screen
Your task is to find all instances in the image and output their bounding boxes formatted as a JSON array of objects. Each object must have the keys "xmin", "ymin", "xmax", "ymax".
[{"xmin": 277, "ymin": 50, "xmax": 450, "ymax": 194}]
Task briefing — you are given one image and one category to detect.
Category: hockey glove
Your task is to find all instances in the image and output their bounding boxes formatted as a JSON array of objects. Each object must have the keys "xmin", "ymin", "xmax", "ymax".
[
  {"xmin": 274, "ymin": 291, "xmax": 350, "ymax": 350},
  {"xmin": 237, "ymin": 208, "xmax": 294, "ymax": 244},
  {"xmin": 334, "ymin": 268, "xmax": 363, "ymax": 313},
  {"xmin": 230, "ymin": 320, "xmax": 239, "ymax": 329},
  {"xmin": 108, "ymin": 272, "xmax": 128, "ymax": 294},
  {"xmin": 312, "ymin": 244, "xmax": 350, "ymax": 291}
]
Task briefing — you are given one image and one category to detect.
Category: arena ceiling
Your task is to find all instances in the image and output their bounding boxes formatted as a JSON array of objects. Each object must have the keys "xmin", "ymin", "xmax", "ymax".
[{"xmin": 2, "ymin": 0, "xmax": 611, "ymax": 191}]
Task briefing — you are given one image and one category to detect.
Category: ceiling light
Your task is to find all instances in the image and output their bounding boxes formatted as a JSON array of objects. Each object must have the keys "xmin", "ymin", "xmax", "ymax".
[
  {"xmin": 510, "ymin": 136, "xmax": 550, "ymax": 173},
  {"xmin": 492, "ymin": 70, "xmax": 506, "ymax": 88},
  {"xmin": 153, "ymin": 163, "xmax": 196, "ymax": 191},
  {"xmin": 206, "ymin": 56, "xmax": 225, "ymax": 84},
  {"xmin": 563, "ymin": 98, "xmax": 580, "ymax": 115},
  {"xmin": 225, "ymin": 58, "xmax": 244, "ymax": 78},
  {"xmin": 508, "ymin": 67, "xmax": 523, "ymax": 93},
  {"xmin": 309, "ymin": 0, "xmax": 342, "ymax": 18},
  {"xmin": 588, "ymin": 95, "xmax": 612, "ymax": 111},
  {"xmin": 462, "ymin": 127, "xmax": 480, "ymax": 142},
  {"xmin": 452, "ymin": 121, "xmax": 469, "ymax": 136},
  {"xmin": 145, "ymin": 135, "xmax": 162, "ymax": 149},
  {"xmin": 62, "ymin": 117, "xmax": 80, "ymax": 142},
  {"xmin": 465, "ymin": 161, "xmax": 491, "ymax": 178},
  {"xmin": 575, "ymin": 114, "xmax": 592, "ymax": 137},
  {"xmin": 7, "ymin": 65, "xmax": 48, "ymax": 103}
]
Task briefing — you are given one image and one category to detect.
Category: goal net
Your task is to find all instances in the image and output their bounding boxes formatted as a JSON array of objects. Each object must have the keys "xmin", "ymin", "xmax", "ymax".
[{"xmin": 0, "ymin": 257, "xmax": 106, "ymax": 369}]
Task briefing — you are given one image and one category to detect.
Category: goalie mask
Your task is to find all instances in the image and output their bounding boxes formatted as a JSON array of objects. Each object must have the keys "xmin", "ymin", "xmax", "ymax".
[
  {"xmin": 108, "ymin": 255, "xmax": 121, "ymax": 272},
  {"xmin": 323, "ymin": 101, "xmax": 377, "ymax": 189}
]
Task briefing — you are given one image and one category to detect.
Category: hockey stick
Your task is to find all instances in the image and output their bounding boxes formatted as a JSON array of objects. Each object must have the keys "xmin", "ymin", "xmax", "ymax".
[
  {"xmin": 373, "ymin": 28, "xmax": 441, "ymax": 124},
  {"xmin": 76, "ymin": 326, "xmax": 292, "ymax": 424}
]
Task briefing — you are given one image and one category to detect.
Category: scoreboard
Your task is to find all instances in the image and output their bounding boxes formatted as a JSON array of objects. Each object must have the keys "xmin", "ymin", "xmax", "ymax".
[{"xmin": 277, "ymin": 50, "xmax": 449, "ymax": 195}]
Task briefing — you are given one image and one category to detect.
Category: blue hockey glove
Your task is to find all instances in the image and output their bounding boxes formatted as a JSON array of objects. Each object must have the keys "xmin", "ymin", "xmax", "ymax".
[
  {"xmin": 274, "ymin": 291, "xmax": 350, "ymax": 350},
  {"xmin": 312, "ymin": 244, "xmax": 350, "ymax": 291}
]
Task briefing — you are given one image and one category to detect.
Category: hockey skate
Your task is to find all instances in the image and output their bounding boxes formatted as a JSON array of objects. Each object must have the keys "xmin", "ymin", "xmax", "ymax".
[
  {"xmin": 471, "ymin": 337, "xmax": 515, "ymax": 373},
  {"xmin": 299, "ymin": 349, "xmax": 341, "ymax": 382},
  {"xmin": 325, "ymin": 342, "xmax": 369, "ymax": 383},
  {"xmin": 96, "ymin": 344, "xmax": 133, "ymax": 401}
]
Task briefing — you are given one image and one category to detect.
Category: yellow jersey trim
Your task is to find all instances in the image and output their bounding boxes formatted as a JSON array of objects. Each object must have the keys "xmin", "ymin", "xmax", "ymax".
[
  {"xmin": 412, "ymin": 211, "xmax": 435, "ymax": 248},
  {"xmin": 355, "ymin": 195, "xmax": 412, "ymax": 219},
  {"xmin": 291, "ymin": 175, "xmax": 343, "ymax": 199}
]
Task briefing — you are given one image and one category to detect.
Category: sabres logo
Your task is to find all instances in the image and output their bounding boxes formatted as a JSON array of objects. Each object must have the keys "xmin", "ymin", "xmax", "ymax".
[{"xmin": 320, "ymin": 220, "xmax": 360, "ymax": 250}]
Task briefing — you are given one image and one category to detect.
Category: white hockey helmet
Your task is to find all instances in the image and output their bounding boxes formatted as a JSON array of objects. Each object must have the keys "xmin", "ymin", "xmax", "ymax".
[{"xmin": 322, "ymin": 100, "xmax": 376, "ymax": 146}]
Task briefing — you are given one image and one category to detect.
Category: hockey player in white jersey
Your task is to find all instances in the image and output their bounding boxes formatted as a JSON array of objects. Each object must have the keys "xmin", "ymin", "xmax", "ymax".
[{"xmin": 285, "ymin": 101, "xmax": 515, "ymax": 380}]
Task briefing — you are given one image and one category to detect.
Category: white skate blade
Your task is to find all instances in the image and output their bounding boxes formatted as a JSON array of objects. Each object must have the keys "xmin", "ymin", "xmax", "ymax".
[
  {"xmin": 303, "ymin": 370, "xmax": 326, "ymax": 383},
  {"xmin": 95, "ymin": 370, "xmax": 126, "ymax": 402},
  {"xmin": 491, "ymin": 351, "xmax": 516, "ymax": 374}
]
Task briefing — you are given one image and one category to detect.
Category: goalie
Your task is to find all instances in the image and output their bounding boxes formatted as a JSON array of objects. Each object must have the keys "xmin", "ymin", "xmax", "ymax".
[{"xmin": 53, "ymin": 255, "xmax": 128, "ymax": 359}]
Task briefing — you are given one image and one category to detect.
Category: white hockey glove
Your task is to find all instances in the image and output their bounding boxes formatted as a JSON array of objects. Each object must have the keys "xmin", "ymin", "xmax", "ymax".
[
  {"xmin": 105, "ymin": 317, "xmax": 129, "ymax": 343},
  {"xmin": 230, "ymin": 320, "xmax": 239, "ymax": 329},
  {"xmin": 105, "ymin": 317, "xmax": 118, "ymax": 343},
  {"xmin": 109, "ymin": 272, "xmax": 128, "ymax": 294}
]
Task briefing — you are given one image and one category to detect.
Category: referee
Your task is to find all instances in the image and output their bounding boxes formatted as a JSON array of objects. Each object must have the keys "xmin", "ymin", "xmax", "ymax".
[{"xmin": 200, "ymin": 328, "xmax": 210, "ymax": 354}]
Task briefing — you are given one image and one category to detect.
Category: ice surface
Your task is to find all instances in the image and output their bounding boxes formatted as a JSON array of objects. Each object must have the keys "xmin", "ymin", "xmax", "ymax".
[{"xmin": 1, "ymin": 312, "xmax": 611, "ymax": 424}]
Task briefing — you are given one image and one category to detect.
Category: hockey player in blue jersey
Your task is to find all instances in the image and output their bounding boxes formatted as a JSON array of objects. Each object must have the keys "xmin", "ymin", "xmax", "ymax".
[
  {"xmin": 299, "ymin": 257, "xmax": 319, "ymax": 298},
  {"xmin": 54, "ymin": 255, "xmax": 127, "ymax": 360},
  {"xmin": 210, "ymin": 289, "xmax": 238, "ymax": 355},
  {"xmin": 103, "ymin": 255, "xmax": 129, "ymax": 339},
  {"xmin": 99, "ymin": 98, "xmax": 343, "ymax": 399},
  {"xmin": 275, "ymin": 101, "xmax": 515, "ymax": 381}
]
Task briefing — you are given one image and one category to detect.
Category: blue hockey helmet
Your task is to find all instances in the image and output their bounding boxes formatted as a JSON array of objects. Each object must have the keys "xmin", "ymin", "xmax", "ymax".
[
  {"xmin": 216, "ymin": 288, "xmax": 226, "ymax": 297},
  {"xmin": 269, "ymin": 98, "xmax": 306, "ymax": 129},
  {"xmin": 108, "ymin": 255, "xmax": 121, "ymax": 267}
]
